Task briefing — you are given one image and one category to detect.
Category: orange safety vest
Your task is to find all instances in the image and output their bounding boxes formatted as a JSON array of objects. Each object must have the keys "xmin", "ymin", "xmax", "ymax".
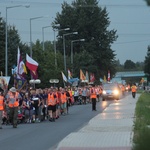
[
  {"xmin": 69, "ymin": 90, "xmax": 72, "ymax": 97},
  {"xmin": 90, "ymin": 88, "xmax": 97, "ymax": 99},
  {"xmin": 61, "ymin": 93, "xmax": 67, "ymax": 103},
  {"xmin": 0, "ymin": 95, "xmax": 4, "ymax": 111},
  {"xmin": 99, "ymin": 88, "xmax": 102, "ymax": 95},
  {"xmin": 47, "ymin": 93, "xmax": 56, "ymax": 106},
  {"xmin": 122, "ymin": 86, "xmax": 125, "ymax": 92},
  {"xmin": 131, "ymin": 86, "xmax": 137, "ymax": 92},
  {"xmin": 8, "ymin": 92, "xmax": 19, "ymax": 108}
]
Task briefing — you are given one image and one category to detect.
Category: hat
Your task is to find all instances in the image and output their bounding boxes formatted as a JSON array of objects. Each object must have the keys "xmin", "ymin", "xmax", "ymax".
[{"xmin": 9, "ymin": 87, "xmax": 17, "ymax": 93}]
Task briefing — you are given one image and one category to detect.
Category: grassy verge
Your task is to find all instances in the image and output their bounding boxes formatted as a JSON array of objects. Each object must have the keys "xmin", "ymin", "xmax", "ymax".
[{"xmin": 132, "ymin": 92, "xmax": 150, "ymax": 150}]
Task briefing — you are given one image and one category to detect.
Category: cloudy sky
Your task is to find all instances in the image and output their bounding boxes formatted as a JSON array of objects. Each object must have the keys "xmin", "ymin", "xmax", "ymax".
[{"xmin": 0, "ymin": 0, "xmax": 150, "ymax": 64}]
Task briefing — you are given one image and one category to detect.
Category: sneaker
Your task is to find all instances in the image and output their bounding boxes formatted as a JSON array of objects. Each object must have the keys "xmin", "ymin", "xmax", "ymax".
[
  {"xmin": 13, "ymin": 125, "xmax": 17, "ymax": 128},
  {"xmin": 49, "ymin": 118, "xmax": 53, "ymax": 122}
]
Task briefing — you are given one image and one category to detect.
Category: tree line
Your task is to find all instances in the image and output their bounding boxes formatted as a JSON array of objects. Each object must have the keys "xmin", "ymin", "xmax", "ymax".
[{"xmin": 0, "ymin": 0, "xmax": 149, "ymax": 88}]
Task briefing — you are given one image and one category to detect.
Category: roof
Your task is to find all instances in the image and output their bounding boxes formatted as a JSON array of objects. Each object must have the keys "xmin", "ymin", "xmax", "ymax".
[{"xmin": 115, "ymin": 71, "xmax": 145, "ymax": 78}]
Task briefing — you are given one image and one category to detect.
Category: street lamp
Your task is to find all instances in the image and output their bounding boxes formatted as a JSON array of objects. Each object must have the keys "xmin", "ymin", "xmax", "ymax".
[
  {"xmin": 71, "ymin": 39, "xmax": 85, "ymax": 65},
  {"xmin": 5, "ymin": 4, "xmax": 30, "ymax": 76},
  {"xmin": 29, "ymin": 79, "xmax": 41, "ymax": 88},
  {"xmin": 63, "ymin": 31, "xmax": 78, "ymax": 72},
  {"xmin": 53, "ymin": 27, "xmax": 70, "ymax": 68},
  {"xmin": 42, "ymin": 25, "xmax": 51, "ymax": 51},
  {"xmin": 30, "ymin": 16, "xmax": 46, "ymax": 58},
  {"xmin": 42, "ymin": 24, "xmax": 60, "ymax": 51}
]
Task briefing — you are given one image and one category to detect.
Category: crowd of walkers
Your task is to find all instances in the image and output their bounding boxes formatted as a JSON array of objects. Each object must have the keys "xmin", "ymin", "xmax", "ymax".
[{"xmin": 0, "ymin": 85, "xmax": 103, "ymax": 129}]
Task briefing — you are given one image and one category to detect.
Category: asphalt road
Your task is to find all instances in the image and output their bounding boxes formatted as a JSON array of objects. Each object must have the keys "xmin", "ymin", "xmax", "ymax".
[{"xmin": 0, "ymin": 100, "xmax": 115, "ymax": 150}]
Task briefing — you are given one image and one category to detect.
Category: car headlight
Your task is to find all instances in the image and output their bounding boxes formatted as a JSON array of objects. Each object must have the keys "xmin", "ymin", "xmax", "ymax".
[
  {"xmin": 114, "ymin": 90, "xmax": 119, "ymax": 95},
  {"xmin": 102, "ymin": 90, "xmax": 106, "ymax": 94}
]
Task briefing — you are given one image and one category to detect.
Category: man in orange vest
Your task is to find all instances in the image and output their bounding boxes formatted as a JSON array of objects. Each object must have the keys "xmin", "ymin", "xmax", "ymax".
[
  {"xmin": 90, "ymin": 85, "xmax": 97, "ymax": 111},
  {"xmin": 47, "ymin": 88, "xmax": 57, "ymax": 122},
  {"xmin": 60, "ymin": 88, "xmax": 67, "ymax": 115},
  {"xmin": 0, "ymin": 89, "xmax": 5, "ymax": 129},
  {"xmin": 131, "ymin": 83, "xmax": 137, "ymax": 98},
  {"xmin": 6, "ymin": 87, "xmax": 21, "ymax": 128}
]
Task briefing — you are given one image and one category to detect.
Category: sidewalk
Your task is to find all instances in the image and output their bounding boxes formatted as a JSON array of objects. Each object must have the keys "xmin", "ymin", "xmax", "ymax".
[{"xmin": 56, "ymin": 94, "xmax": 139, "ymax": 150}]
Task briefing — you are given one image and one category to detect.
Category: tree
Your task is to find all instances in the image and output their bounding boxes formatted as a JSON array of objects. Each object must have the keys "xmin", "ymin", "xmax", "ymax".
[
  {"xmin": 115, "ymin": 59, "xmax": 124, "ymax": 71},
  {"xmin": 0, "ymin": 17, "xmax": 5, "ymax": 75},
  {"xmin": 124, "ymin": 60, "xmax": 136, "ymax": 70},
  {"xmin": 53, "ymin": 0, "xmax": 118, "ymax": 81},
  {"xmin": 145, "ymin": 0, "xmax": 150, "ymax": 5},
  {"xmin": 144, "ymin": 46, "xmax": 150, "ymax": 75}
]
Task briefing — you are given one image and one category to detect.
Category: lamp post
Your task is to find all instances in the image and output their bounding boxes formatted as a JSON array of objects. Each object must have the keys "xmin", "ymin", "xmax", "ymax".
[
  {"xmin": 71, "ymin": 39, "xmax": 85, "ymax": 64},
  {"xmin": 42, "ymin": 25, "xmax": 51, "ymax": 51},
  {"xmin": 30, "ymin": 16, "xmax": 45, "ymax": 58},
  {"xmin": 53, "ymin": 27, "xmax": 70, "ymax": 68},
  {"xmin": 63, "ymin": 31, "xmax": 78, "ymax": 72},
  {"xmin": 49, "ymin": 79, "xmax": 59, "ymax": 87},
  {"xmin": 5, "ymin": 4, "xmax": 30, "ymax": 76},
  {"xmin": 29, "ymin": 79, "xmax": 41, "ymax": 89},
  {"xmin": 71, "ymin": 39, "xmax": 85, "ymax": 74}
]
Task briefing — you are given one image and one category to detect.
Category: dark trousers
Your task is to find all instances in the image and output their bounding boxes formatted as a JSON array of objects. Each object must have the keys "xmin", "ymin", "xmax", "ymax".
[
  {"xmin": 92, "ymin": 98, "xmax": 96, "ymax": 111},
  {"xmin": 132, "ymin": 92, "xmax": 136, "ymax": 98},
  {"xmin": 9, "ymin": 107, "xmax": 18, "ymax": 125}
]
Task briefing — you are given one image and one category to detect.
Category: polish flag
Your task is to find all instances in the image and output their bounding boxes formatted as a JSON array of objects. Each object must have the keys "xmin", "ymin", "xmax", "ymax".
[
  {"xmin": 26, "ymin": 54, "xmax": 38, "ymax": 72},
  {"xmin": 108, "ymin": 70, "xmax": 110, "ymax": 81}
]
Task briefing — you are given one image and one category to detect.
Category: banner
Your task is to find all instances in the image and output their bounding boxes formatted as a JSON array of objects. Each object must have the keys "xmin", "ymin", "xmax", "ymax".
[
  {"xmin": 0, "ymin": 76, "xmax": 10, "ymax": 91},
  {"xmin": 14, "ymin": 78, "xmax": 27, "ymax": 90},
  {"xmin": 80, "ymin": 69, "xmax": 86, "ymax": 81}
]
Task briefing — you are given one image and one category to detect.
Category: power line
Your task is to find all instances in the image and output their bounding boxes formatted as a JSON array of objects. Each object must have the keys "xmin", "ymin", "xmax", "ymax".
[
  {"xmin": 114, "ymin": 39, "xmax": 150, "ymax": 44},
  {"xmin": 0, "ymin": 1, "xmax": 147, "ymax": 7}
]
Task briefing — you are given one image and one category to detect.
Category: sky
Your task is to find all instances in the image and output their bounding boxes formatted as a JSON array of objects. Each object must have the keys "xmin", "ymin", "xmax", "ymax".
[{"xmin": 0, "ymin": 0, "xmax": 150, "ymax": 64}]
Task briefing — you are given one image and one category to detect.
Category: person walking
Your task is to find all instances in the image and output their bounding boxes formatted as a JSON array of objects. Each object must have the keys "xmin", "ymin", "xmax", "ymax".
[
  {"xmin": 47, "ymin": 88, "xmax": 57, "ymax": 122},
  {"xmin": 0, "ymin": 90, "xmax": 5, "ymax": 129},
  {"xmin": 30, "ymin": 89, "xmax": 41, "ymax": 123},
  {"xmin": 82, "ymin": 87, "xmax": 87, "ymax": 104},
  {"xmin": 90, "ymin": 85, "xmax": 97, "ymax": 111},
  {"xmin": 6, "ymin": 87, "xmax": 21, "ymax": 128},
  {"xmin": 131, "ymin": 83, "xmax": 137, "ymax": 98},
  {"xmin": 60, "ymin": 88, "xmax": 67, "ymax": 115}
]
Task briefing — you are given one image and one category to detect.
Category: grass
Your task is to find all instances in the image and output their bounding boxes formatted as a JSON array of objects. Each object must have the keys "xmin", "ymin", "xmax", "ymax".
[{"xmin": 132, "ymin": 92, "xmax": 150, "ymax": 150}]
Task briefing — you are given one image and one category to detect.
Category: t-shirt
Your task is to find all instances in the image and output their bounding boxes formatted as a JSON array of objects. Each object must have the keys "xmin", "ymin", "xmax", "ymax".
[{"xmin": 30, "ymin": 94, "xmax": 40, "ymax": 107}]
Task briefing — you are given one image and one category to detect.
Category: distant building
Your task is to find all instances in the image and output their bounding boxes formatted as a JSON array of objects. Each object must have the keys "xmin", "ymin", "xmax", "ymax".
[{"xmin": 112, "ymin": 71, "xmax": 147, "ymax": 85}]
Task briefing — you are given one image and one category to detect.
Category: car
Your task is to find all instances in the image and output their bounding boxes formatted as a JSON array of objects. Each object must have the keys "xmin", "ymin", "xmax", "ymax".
[{"xmin": 101, "ymin": 83, "xmax": 122, "ymax": 100}]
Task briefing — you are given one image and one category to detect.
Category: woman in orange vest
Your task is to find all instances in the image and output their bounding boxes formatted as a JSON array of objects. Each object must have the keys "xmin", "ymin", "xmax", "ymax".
[
  {"xmin": 0, "ymin": 90, "xmax": 5, "ymax": 129},
  {"xmin": 6, "ymin": 87, "xmax": 21, "ymax": 128},
  {"xmin": 47, "ymin": 88, "xmax": 57, "ymax": 122},
  {"xmin": 60, "ymin": 88, "xmax": 67, "ymax": 115},
  {"xmin": 131, "ymin": 83, "xmax": 137, "ymax": 98},
  {"xmin": 90, "ymin": 85, "xmax": 97, "ymax": 111}
]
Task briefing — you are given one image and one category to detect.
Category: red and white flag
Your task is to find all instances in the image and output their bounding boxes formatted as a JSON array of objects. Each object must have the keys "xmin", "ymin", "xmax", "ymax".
[
  {"xmin": 16, "ymin": 47, "xmax": 27, "ymax": 79},
  {"xmin": 108, "ymin": 70, "xmax": 110, "ymax": 81},
  {"xmin": 68, "ymin": 69, "xmax": 72, "ymax": 80},
  {"xmin": 26, "ymin": 54, "xmax": 38, "ymax": 72},
  {"xmin": 90, "ymin": 73, "xmax": 95, "ymax": 82},
  {"xmin": 26, "ymin": 54, "xmax": 38, "ymax": 79}
]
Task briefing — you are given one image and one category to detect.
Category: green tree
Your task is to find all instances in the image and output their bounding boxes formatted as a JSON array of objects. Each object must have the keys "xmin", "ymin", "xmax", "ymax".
[
  {"xmin": 135, "ymin": 61, "xmax": 144, "ymax": 71},
  {"xmin": 0, "ymin": 19, "xmax": 22, "ymax": 77},
  {"xmin": 0, "ymin": 17, "xmax": 5, "ymax": 75},
  {"xmin": 124, "ymin": 60, "xmax": 136, "ymax": 70},
  {"xmin": 115, "ymin": 59, "xmax": 124, "ymax": 71},
  {"xmin": 144, "ymin": 46, "xmax": 150, "ymax": 75},
  {"xmin": 29, "ymin": 40, "xmax": 64, "ymax": 88},
  {"xmin": 53, "ymin": 0, "xmax": 118, "ymax": 81},
  {"xmin": 145, "ymin": 0, "xmax": 150, "ymax": 5}
]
